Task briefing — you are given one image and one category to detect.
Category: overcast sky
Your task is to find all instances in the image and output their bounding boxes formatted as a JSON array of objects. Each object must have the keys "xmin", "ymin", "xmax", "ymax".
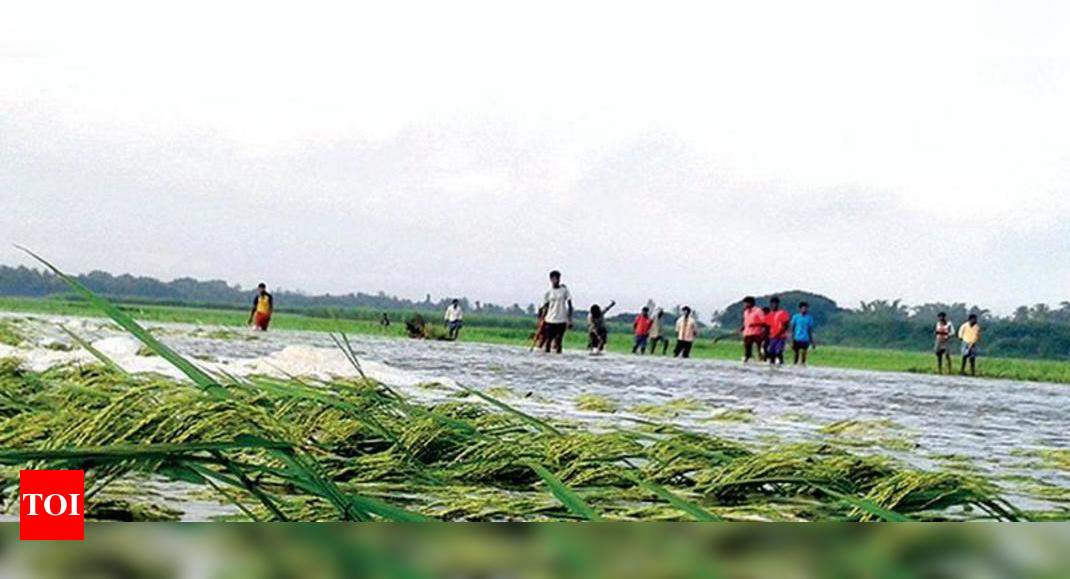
[{"xmin": 3, "ymin": 1, "xmax": 1069, "ymax": 315}]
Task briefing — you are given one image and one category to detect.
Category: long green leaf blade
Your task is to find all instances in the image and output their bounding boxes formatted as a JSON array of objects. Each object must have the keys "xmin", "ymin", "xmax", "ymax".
[
  {"xmin": 625, "ymin": 473, "xmax": 722, "ymax": 521},
  {"xmin": 527, "ymin": 462, "xmax": 602, "ymax": 521},
  {"xmin": 17, "ymin": 245, "xmax": 227, "ymax": 398}
]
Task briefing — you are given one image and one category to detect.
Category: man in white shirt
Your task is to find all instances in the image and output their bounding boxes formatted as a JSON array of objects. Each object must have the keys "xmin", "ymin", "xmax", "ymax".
[
  {"xmin": 444, "ymin": 299, "xmax": 464, "ymax": 340},
  {"xmin": 673, "ymin": 306, "xmax": 698, "ymax": 358},
  {"xmin": 540, "ymin": 270, "xmax": 573, "ymax": 353}
]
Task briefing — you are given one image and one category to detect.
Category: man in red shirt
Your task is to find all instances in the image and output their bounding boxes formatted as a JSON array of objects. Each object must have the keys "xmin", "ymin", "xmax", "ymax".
[
  {"xmin": 741, "ymin": 296, "xmax": 765, "ymax": 363},
  {"xmin": 632, "ymin": 306, "xmax": 654, "ymax": 354},
  {"xmin": 765, "ymin": 296, "xmax": 791, "ymax": 365}
]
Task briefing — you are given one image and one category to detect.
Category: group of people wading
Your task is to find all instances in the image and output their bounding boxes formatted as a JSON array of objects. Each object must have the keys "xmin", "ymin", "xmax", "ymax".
[
  {"xmin": 530, "ymin": 270, "xmax": 817, "ymax": 364},
  {"xmin": 251, "ymin": 269, "xmax": 983, "ymax": 375}
]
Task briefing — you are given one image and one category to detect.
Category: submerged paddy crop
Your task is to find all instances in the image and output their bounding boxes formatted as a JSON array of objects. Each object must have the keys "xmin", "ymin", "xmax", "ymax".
[
  {"xmin": 575, "ymin": 394, "xmax": 618, "ymax": 413},
  {"xmin": 705, "ymin": 408, "xmax": 755, "ymax": 423},
  {"xmin": 0, "ymin": 357, "xmax": 1033, "ymax": 521},
  {"xmin": 0, "ymin": 319, "xmax": 23, "ymax": 346},
  {"xmin": 818, "ymin": 419, "xmax": 918, "ymax": 452},
  {"xmin": 1015, "ymin": 448, "xmax": 1070, "ymax": 473},
  {"xmin": 630, "ymin": 398, "xmax": 704, "ymax": 419}
]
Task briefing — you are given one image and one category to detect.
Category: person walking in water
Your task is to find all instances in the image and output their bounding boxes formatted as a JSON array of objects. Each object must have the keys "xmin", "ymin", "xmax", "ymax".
[
  {"xmin": 586, "ymin": 300, "xmax": 616, "ymax": 354},
  {"xmin": 444, "ymin": 299, "xmax": 464, "ymax": 340},
  {"xmin": 531, "ymin": 303, "xmax": 549, "ymax": 351},
  {"xmin": 934, "ymin": 311, "xmax": 956, "ymax": 374},
  {"xmin": 790, "ymin": 301, "xmax": 816, "ymax": 365},
  {"xmin": 648, "ymin": 308, "xmax": 670, "ymax": 355},
  {"xmin": 540, "ymin": 270, "xmax": 573, "ymax": 354},
  {"xmin": 958, "ymin": 314, "xmax": 981, "ymax": 376},
  {"xmin": 247, "ymin": 283, "xmax": 273, "ymax": 331},
  {"xmin": 758, "ymin": 306, "xmax": 772, "ymax": 361},
  {"xmin": 765, "ymin": 296, "xmax": 791, "ymax": 365},
  {"xmin": 741, "ymin": 297, "xmax": 765, "ymax": 363},
  {"xmin": 674, "ymin": 306, "xmax": 698, "ymax": 358},
  {"xmin": 632, "ymin": 306, "xmax": 653, "ymax": 354}
]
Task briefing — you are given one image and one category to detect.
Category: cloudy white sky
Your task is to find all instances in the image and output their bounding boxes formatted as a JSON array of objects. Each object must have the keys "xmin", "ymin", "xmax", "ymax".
[{"xmin": 3, "ymin": 1, "xmax": 1069, "ymax": 315}]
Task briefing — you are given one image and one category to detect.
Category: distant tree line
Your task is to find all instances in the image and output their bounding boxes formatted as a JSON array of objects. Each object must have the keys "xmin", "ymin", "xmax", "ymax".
[
  {"xmin": 4, "ymin": 265, "xmax": 1069, "ymax": 360},
  {"xmin": 0, "ymin": 265, "xmax": 531, "ymax": 316}
]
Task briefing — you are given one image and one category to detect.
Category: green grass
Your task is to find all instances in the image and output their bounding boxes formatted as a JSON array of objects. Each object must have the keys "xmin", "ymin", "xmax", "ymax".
[{"xmin": 2, "ymin": 295, "xmax": 1069, "ymax": 384}]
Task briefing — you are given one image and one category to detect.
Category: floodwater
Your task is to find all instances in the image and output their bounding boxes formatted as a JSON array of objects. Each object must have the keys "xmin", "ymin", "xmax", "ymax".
[{"xmin": 4, "ymin": 313, "xmax": 1069, "ymax": 516}]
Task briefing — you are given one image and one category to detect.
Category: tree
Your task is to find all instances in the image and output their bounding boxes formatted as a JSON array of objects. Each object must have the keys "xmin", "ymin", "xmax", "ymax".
[{"xmin": 858, "ymin": 299, "xmax": 910, "ymax": 320}]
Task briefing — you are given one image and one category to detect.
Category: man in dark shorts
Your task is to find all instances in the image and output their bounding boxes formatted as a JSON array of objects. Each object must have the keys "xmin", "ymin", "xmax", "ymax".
[
  {"xmin": 673, "ymin": 306, "xmax": 698, "ymax": 358},
  {"xmin": 790, "ymin": 302, "xmax": 816, "ymax": 365},
  {"xmin": 540, "ymin": 270, "xmax": 573, "ymax": 354},
  {"xmin": 444, "ymin": 299, "xmax": 464, "ymax": 340},
  {"xmin": 765, "ymin": 296, "xmax": 791, "ymax": 365},
  {"xmin": 632, "ymin": 306, "xmax": 653, "ymax": 354},
  {"xmin": 934, "ymin": 312, "xmax": 955, "ymax": 374},
  {"xmin": 741, "ymin": 296, "xmax": 764, "ymax": 363},
  {"xmin": 958, "ymin": 314, "xmax": 981, "ymax": 376},
  {"xmin": 648, "ymin": 308, "xmax": 669, "ymax": 355}
]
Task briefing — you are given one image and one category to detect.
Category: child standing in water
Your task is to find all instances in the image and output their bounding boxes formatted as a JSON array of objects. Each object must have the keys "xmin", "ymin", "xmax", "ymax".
[{"xmin": 586, "ymin": 300, "xmax": 616, "ymax": 354}]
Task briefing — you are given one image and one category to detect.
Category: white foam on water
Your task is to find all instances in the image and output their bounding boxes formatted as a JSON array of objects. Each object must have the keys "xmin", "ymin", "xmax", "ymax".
[
  {"xmin": 2, "ymin": 332, "xmax": 449, "ymax": 394},
  {"xmin": 228, "ymin": 345, "xmax": 408, "ymax": 382}
]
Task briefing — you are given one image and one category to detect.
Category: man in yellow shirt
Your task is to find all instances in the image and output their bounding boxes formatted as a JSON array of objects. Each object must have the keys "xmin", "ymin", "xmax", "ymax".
[
  {"xmin": 248, "ymin": 283, "xmax": 274, "ymax": 331},
  {"xmin": 957, "ymin": 314, "xmax": 981, "ymax": 376}
]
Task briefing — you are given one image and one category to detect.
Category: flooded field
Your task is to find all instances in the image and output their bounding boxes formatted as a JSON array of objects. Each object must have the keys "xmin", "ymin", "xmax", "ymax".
[{"xmin": 2, "ymin": 313, "xmax": 1068, "ymax": 518}]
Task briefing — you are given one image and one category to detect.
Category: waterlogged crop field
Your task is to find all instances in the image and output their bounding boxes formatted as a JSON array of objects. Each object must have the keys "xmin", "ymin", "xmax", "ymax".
[{"xmin": 1, "ymin": 311, "xmax": 1068, "ymax": 521}]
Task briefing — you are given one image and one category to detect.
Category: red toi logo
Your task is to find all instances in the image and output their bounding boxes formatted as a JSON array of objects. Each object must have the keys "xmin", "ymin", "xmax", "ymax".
[{"xmin": 20, "ymin": 470, "xmax": 84, "ymax": 541}]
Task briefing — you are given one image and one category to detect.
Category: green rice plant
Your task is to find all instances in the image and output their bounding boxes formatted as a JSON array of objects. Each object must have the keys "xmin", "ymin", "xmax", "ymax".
[
  {"xmin": 705, "ymin": 408, "xmax": 755, "ymax": 423},
  {"xmin": 0, "ymin": 320, "xmax": 23, "ymax": 346},
  {"xmin": 575, "ymin": 394, "xmax": 618, "ymax": 413},
  {"xmin": 630, "ymin": 398, "xmax": 703, "ymax": 418},
  {"xmin": 526, "ymin": 462, "xmax": 602, "ymax": 521},
  {"xmin": 0, "ymin": 358, "xmax": 1043, "ymax": 521},
  {"xmin": 1022, "ymin": 449, "xmax": 1070, "ymax": 472}
]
